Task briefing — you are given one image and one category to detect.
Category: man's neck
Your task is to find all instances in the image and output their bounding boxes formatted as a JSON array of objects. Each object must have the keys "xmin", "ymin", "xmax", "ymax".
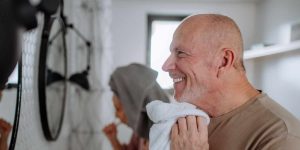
[{"xmin": 198, "ymin": 82, "xmax": 260, "ymax": 117}]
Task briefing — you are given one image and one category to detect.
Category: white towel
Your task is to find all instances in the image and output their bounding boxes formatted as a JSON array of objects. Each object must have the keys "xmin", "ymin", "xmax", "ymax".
[{"xmin": 146, "ymin": 100, "xmax": 210, "ymax": 150}]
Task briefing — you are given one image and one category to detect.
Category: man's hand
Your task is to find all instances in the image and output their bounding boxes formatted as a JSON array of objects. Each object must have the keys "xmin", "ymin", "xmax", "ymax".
[{"xmin": 171, "ymin": 116, "xmax": 209, "ymax": 150}]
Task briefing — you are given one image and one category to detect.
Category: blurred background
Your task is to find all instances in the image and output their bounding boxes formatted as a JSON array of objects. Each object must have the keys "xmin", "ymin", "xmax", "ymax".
[{"xmin": 0, "ymin": 0, "xmax": 299, "ymax": 149}]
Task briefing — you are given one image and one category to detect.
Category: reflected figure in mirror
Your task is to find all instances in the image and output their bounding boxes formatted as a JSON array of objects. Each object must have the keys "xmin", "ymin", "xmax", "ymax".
[
  {"xmin": 0, "ymin": 91, "xmax": 12, "ymax": 150},
  {"xmin": 103, "ymin": 63, "xmax": 170, "ymax": 150},
  {"xmin": 0, "ymin": 117, "xmax": 12, "ymax": 150}
]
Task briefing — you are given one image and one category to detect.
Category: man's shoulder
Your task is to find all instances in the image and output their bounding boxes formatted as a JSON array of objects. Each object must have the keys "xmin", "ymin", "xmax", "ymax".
[{"xmin": 256, "ymin": 94, "xmax": 300, "ymax": 137}]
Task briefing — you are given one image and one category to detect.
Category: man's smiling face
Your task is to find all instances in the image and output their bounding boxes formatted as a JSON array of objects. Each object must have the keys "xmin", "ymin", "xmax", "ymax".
[{"xmin": 162, "ymin": 22, "xmax": 219, "ymax": 104}]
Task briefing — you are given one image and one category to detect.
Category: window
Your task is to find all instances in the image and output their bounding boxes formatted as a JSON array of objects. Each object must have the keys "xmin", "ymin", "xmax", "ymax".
[
  {"xmin": 147, "ymin": 15, "xmax": 186, "ymax": 89},
  {"xmin": 6, "ymin": 63, "xmax": 18, "ymax": 88}
]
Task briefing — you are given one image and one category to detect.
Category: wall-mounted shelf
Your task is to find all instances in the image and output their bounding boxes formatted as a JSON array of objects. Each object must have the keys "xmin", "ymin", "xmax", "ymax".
[{"xmin": 244, "ymin": 40, "xmax": 300, "ymax": 60}]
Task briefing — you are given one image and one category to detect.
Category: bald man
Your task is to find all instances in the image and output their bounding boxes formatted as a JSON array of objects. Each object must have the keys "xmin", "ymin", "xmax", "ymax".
[{"xmin": 162, "ymin": 14, "xmax": 300, "ymax": 150}]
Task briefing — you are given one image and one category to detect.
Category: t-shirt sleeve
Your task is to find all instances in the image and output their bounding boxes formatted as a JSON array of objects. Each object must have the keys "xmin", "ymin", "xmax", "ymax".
[{"xmin": 259, "ymin": 134, "xmax": 300, "ymax": 150}]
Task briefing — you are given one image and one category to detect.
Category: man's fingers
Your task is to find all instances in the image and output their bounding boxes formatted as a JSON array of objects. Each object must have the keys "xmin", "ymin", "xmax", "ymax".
[
  {"xmin": 197, "ymin": 116, "xmax": 208, "ymax": 138},
  {"xmin": 171, "ymin": 116, "xmax": 209, "ymax": 150},
  {"xmin": 186, "ymin": 116, "xmax": 197, "ymax": 132},
  {"xmin": 171, "ymin": 123, "xmax": 179, "ymax": 139},
  {"xmin": 177, "ymin": 117, "xmax": 187, "ymax": 134}
]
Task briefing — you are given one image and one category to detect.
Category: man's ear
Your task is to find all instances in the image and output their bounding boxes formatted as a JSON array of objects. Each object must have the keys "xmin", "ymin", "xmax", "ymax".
[{"xmin": 217, "ymin": 48, "xmax": 235, "ymax": 78}]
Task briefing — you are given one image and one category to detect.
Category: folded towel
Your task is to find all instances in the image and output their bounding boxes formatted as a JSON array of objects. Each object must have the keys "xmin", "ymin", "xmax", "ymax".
[{"xmin": 146, "ymin": 100, "xmax": 210, "ymax": 150}]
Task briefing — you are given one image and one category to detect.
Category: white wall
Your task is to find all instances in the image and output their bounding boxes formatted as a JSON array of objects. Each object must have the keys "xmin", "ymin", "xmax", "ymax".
[
  {"xmin": 248, "ymin": 0, "xmax": 300, "ymax": 119},
  {"xmin": 1, "ymin": 0, "xmax": 113, "ymax": 149},
  {"xmin": 255, "ymin": 0, "xmax": 300, "ymax": 45},
  {"xmin": 111, "ymin": 0, "xmax": 257, "ymax": 69},
  {"xmin": 14, "ymin": 27, "xmax": 70, "ymax": 150}
]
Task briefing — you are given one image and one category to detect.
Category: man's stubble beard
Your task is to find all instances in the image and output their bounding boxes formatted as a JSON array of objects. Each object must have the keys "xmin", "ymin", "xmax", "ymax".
[{"xmin": 175, "ymin": 86, "xmax": 205, "ymax": 104}]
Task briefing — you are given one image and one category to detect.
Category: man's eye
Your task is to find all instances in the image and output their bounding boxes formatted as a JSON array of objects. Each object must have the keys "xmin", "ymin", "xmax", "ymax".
[{"xmin": 176, "ymin": 51, "xmax": 186, "ymax": 57}]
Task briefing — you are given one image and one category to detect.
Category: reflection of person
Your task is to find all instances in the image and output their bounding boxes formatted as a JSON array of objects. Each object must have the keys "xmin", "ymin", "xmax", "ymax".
[
  {"xmin": 103, "ymin": 63, "xmax": 169, "ymax": 150},
  {"xmin": 0, "ymin": 0, "xmax": 21, "ymax": 149},
  {"xmin": 161, "ymin": 14, "xmax": 300, "ymax": 150},
  {"xmin": 0, "ymin": 118, "xmax": 12, "ymax": 150},
  {"xmin": 0, "ymin": 92, "xmax": 13, "ymax": 150}
]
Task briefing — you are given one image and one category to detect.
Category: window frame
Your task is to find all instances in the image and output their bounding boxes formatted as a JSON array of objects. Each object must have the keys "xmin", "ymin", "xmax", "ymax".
[{"xmin": 146, "ymin": 14, "xmax": 187, "ymax": 67}]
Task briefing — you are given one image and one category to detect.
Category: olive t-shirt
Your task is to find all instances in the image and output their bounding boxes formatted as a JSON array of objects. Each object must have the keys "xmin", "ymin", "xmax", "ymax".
[{"xmin": 208, "ymin": 93, "xmax": 300, "ymax": 150}]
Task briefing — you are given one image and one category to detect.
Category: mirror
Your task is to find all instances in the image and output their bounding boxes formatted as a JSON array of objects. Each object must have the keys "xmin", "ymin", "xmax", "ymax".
[
  {"xmin": 38, "ymin": 14, "xmax": 67, "ymax": 141},
  {"xmin": 0, "ymin": 60, "xmax": 22, "ymax": 150}
]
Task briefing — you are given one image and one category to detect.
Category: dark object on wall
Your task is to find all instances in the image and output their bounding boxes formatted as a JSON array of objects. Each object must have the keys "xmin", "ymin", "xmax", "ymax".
[
  {"xmin": 37, "ymin": 0, "xmax": 60, "ymax": 15},
  {"xmin": 69, "ymin": 68, "xmax": 90, "ymax": 90},
  {"xmin": 46, "ymin": 69, "xmax": 65, "ymax": 86},
  {"xmin": 38, "ymin": 13, "xmax": 67, "ymax": 141},
  {"xmin": 44, "ymin": 23, "xmax": 91, "ymax": 90},
  {"xmin": 8, "ymin": 61, "xmax": 22, "ymax": 150},
  {"xmin": 0, "ymin": 0, "xmax": 22, "ymax": 150},
  {"xmin": 38, "ymin": 0, "xmax": 93, "ymax": 141},
  {"xmin": 42, "ymin": 4, "xmax": 92, "ymax": 91},
  {"xmin": 12, "ymin": 0, "xmax": 60, "ymax": 30},
  {"xmin": 0, "ymin": 0, "xmax": 20, "ymax": 90},
  {"xmin": 67, "ymin": 24, "xmax": 92, "ymax": 91},
  {"xmin": 1, "ymin": 0, "xmax": 61, "ymax": 147},
  {"xmin": 12, "ymin": 0, "xmax": 38, "ymax": 30}
]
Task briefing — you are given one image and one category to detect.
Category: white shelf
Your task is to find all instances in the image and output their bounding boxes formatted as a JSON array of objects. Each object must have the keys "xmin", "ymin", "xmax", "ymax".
[{"xmin": 244, "ymin": 40, "xmax": 300, "ymax": 60}]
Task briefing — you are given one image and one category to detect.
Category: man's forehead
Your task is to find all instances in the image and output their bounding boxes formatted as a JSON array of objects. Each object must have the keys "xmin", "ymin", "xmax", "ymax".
[
  {"xmin": 180, "ymin": 15, "xmax": 212, "ymax": 28},
  {"xmin": 169, "ymin": 33, "xmax": 187, "ymax": 52},
  {"xmin": 169, "ymin": 36, "xmax": 195, "ymax": 54},
  {"xmin": 175, "ymin": 19, "xmax": 213, "ymax": 41},
  {"xmin": 171, "ymin": 27, "xmax": 206, "ymax": 47}
]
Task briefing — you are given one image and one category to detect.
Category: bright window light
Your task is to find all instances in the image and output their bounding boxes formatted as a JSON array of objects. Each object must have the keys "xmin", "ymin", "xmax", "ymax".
[
  {"xmin": 150, "ymin": 20, "xmax": 181, "ymax": 89},
  {"xmin": 7, "ymin": 64, "xmax": 18, "ymax": 84}
]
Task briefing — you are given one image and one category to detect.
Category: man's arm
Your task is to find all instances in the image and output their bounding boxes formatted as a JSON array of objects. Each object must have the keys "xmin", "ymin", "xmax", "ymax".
[
  {"xmin": 171, "ymin": 116, "xmax": 209, "ymax": 150},
  {"xmin": 259, "ymin": 133, "xmax": 300, "ymax": 150}
]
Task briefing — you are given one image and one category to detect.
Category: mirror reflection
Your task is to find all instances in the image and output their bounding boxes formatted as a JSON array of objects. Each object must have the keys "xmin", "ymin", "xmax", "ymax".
[
  {"xmin": 46, "ymin": 17, "xmax": 66, "ymax": 136},
  {"xmin": 38, "ymin": 16, "xmax": 67, "ymax": 141}
]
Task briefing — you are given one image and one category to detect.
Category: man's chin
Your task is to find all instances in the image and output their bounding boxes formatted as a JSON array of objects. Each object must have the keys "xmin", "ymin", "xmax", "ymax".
[
  {"xmin": 173, "ymin": 92, "xmax": 181, "ymax": 101},
  {"xmin": 174, "ymin": 90, "xmax": 194, "ymax": 102},
  {"xmin": 173, "ymin": 94, "xmax": 188, "ymax": 102},
  {"xmin": 174, "ymin": 93, "xmax": 195, "ymax": 103}
]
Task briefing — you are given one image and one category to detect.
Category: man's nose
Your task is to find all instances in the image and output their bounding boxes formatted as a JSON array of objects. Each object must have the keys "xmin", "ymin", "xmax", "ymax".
[{"xmin": 162, "ymin": 55, "xmax": 175, "ymax": 72}]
